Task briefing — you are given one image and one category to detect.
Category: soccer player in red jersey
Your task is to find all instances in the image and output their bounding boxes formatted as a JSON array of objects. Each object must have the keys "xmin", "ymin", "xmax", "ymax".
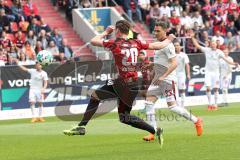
[{"xmin": 63, "ymin": 20, "xmax": 175, "ymax": 143}]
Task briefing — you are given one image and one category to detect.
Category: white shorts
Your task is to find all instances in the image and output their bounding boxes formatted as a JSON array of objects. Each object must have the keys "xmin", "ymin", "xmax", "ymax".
[
  {"xmin": 220, "ymin": 75, "xmax": 232, "ymax": 89},
  {"xmin": 147, "ymin": 80, "xmax": 177, "ymax": 103},
  {"xmin": 205, "ymin": 72, "xmax": 220, "ymax": 89},
  {"xmin": 29, "ymin": 89, "xmax": 43, "ymax": 103},
  {"xmin": 177, "ymin": 74, "xmax": 186, "ymax": 90}
]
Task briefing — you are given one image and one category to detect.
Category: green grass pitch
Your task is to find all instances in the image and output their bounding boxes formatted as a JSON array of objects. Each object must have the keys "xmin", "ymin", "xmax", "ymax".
[{"xmin": 0, "ymin": 103, "xmax": 240, "ymax": 160}]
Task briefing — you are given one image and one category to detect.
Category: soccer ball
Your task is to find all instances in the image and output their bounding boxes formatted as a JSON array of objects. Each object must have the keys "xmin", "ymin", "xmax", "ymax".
[{"xmin": 36, "ymin": 50, "xmax": 53, "ymax": 66}]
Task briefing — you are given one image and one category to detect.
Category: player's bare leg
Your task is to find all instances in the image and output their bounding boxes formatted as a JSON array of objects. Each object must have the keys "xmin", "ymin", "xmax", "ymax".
[
  {"xmin": 166, "ymin": 101, "xmax": 203, "ymax": 136},
  {"xmin": 220, "ymin": 87, "xmax": 229, "ymax": 107},
  {"xmin": 30, "ymin": 102, "xmax": 38, "ymax": 123},
  {"xmin": 143, "ymin": 96, "xmax": 163, "ymax": 146},
  {"xmin": 38, "ymin": 102, "xmax": 45, "ymax": 122},
  {"xmin": 63, "ymin": 91, "xmax": 100, "ymax": 136},
  {"xmin": 206, "ymin": 87, "xmax": 213, "ymax": 110},
  {"xmin": 212, "ymin": 88, "xmax": 219, "ymax": 110},
  {"xmin": 179, "ymin": 89, "xmax": 186, "ymax": 108}
]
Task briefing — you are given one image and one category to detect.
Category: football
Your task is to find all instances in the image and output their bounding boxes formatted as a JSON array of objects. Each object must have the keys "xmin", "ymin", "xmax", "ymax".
[{"xmin": 36, "ymin": 50, "xmax": 53, "ymax": 66}]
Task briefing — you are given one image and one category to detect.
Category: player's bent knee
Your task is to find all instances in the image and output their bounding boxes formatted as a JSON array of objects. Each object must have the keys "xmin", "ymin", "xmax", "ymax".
[
  {"xmin": 119, "ymin": 113, "xmax": 131, "ymax": 124},
  {"xmin": 213, "ymin": 88, "xmax": 219, "ymax": 92},
  {"xmin": 206, "ymin": 87, "xmax": 211, "ymax": 92},
  {"xmin": 146, "ymin": 96, "xmax": 157, "ymax": 103},
  {"xmin": 30, "ymin": 102, "xmax": 35, "ymax": 105},
  {"xmin": 167, "ymin": 101, "xmax": 176, "ymax": 107},
  {"xmin": 166, "ymin": 95, "xmax": 176, "ymax": 106},
  {"xmin": 91, "ymin": 91, "xmax": 100, "ymax": 101}
]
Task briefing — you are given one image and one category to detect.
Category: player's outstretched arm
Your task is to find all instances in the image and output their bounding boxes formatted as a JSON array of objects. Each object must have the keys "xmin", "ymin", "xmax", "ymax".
[
  {"xmin": 148, "ymin": 34, "xmax": 175, "ymax": 50},
  {"xmin": 190, "ymin": 32, "xmax": 202, "ymax": 50},
  {"xmin": 222, "ymin": 56, "xmax": 239, "ymax": 67},
  {"xmin": 16, "ymin": 60, "xmax": 28, "ymax": 72},
  {"xmin": 186, "ymin": 63, "xmax": 191, "ymax": 80},
  {"xmin": 90, "ymin": 26, "xmax": 114, "ymax": 47}
]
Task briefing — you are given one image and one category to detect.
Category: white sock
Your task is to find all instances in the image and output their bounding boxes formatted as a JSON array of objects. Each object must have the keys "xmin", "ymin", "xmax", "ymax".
[
  {"xmin": 169, "ymin": 104, "xmax": 198, "ymax": 123},
  {"xmin": 206, "ymin": 91, "xmax": 212, "ymax": 105},
  {"xmin": 214, "ymin": 91, "xmax": 219, "ymax": 106},
  {"xmin": 222, "ymin": 89, "xmax": 228, "ymax": 103},
  {"xmin": 39, "ymin": 105, "xmax": 43, "ymax": 118},
  {"xmin": 30, "ymin": 104, "xmax": 36, "ymax": 118},
  {"xmin": 180, "ymin": 93, "xmax": 185, "ymax": 108},
  {"xmin": 145, "ymin": 101, "xmax": 157, "ymax": 130}
]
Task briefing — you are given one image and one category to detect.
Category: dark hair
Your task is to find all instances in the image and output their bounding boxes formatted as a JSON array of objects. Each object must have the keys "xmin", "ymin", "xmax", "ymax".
[
  {"xmin": 115, "ymin": 20, "xmax": 131, "ymax": 34},
  {"xmin": 25, "ymin": 41, "xmax": 31, "ymax": 45},
  {"xmin": 155, "ymin": 21, "xmax": 168, "ymax": 30}
]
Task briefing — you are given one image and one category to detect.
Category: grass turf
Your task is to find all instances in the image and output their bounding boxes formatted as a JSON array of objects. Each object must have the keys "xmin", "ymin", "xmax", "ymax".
[{"xmin": 0, "ymin": 103, "xmax": 240, "ymax": 160}]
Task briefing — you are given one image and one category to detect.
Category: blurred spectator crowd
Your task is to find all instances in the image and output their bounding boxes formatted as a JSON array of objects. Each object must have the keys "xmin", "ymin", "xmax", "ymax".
[
  {"xmin": 1, "ymin": 0, "xmax": 240, "ymax": 66},
  {"xmin": 0, "ymin": 0, "xmax": 73, "ymax": 66},
  {"xmin": 56, "ymin": 0, "xmax": 240, "ymax": 53}
]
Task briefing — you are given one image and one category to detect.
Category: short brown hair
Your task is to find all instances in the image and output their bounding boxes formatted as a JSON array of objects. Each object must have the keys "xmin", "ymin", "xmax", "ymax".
[
  {"xmin": 115, "ymin": 20, "xmax": 131, "ymax": 34},
  {"xmin": 155, "ymin": 21, "xmax": 168, "ymax": 30}
]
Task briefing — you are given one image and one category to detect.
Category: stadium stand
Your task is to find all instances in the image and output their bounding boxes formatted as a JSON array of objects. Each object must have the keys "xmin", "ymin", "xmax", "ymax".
[
  {"xmin": 0, "ymin": 0, "xmax": 240, "ymax": 66},
  {"xmin": 53, "ymin": 0, "xmax": 240, "ymax": 53}
]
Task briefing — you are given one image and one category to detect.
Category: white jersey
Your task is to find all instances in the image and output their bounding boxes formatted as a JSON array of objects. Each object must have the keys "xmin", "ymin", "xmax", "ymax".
[
  {"xmin": 176, "ymin": 52, "xmax": 189, "ymax": 75},
  {"xmin": 200, "ymin": 47, "xmax": 224, "ymax": 73},
  {"xmin": 27, "ymin": 69, "xmax": 48, "ymax": 90},
  {"xmin": 220, "ymin": 56, "xmax": 233, "ymax": 77},
  {"xmin": 154, "ymin": 43, "xmax": 176, "ymax": 83}
]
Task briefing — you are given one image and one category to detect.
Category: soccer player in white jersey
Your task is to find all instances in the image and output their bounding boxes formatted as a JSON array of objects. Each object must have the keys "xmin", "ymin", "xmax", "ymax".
[
  {"xmin": 191, "ymin": 32, "xmax": 238, "ymax": 110},
  {"xmin": 219, "ymin": 48, "xmax": 234, "ymax": 107},
  {"xmin": 174, "ymin": 41, "xmax": 191, "ymax": 108},
  {"xmin": 18, "ymin": 62, "xmax": 48, "ymax": 122},
  {"xmin": 143, "ymin": 21, "xmax": 203, "ymax": 142}
]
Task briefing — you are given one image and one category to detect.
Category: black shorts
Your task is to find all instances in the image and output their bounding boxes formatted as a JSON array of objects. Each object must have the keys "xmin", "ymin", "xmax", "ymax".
[{"xmin": 95, "ymin": 78, "xmax": 140, "ymax": 113}]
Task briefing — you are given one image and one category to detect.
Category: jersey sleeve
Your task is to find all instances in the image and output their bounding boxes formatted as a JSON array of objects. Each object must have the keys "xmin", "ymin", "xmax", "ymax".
[
  {"xmin": 218, "ymin": 50, "xmax": 224, "ymax": 58},
  {"xmin": 184, "ymin": 54, "xmax": 190, "ymax": 64},
  {"xmin": 200, "ymin": 46, "xmax": 209, "ymax": 54},
  {"xmin": 43, "ymin": 72, "xmax": 48, "ymax": 81},
  {"xmin": 137, "ymin": 40, "xmax": 149, "ymax": 50},
  {"xmin": 166, "ymin": 44, "xmax": 176, "ymax": 59},
  {"xmin": 102, "ymin": 39, "xmax": 115, "ymax": 50},
  {"xmin": 27, "ymin": 69, "xmax": 35, "ymax": 74}
]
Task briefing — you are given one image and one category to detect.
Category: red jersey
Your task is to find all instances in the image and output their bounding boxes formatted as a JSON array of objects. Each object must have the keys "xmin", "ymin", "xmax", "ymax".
[
  {"xmin": 14, "ymin": 38, "xmax": 25, "ymax": 49},
  {"xmin": 137, "ymin": 59, "xmax": 151, "ymax": 80},
  {"xmin": 103, "ymin": 38, "xmax": 149, "ymax": 80}
]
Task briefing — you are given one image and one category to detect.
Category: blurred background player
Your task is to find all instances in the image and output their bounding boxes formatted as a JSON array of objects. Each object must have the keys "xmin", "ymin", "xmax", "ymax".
[
  {"xmin": 18, "ymin": 61, "xmax": 48, "ymax": 122},
  {"xmin": 219, "ymin": 48, "xmax": 234, "ymax": 107},
  {"xmin": 143, "ymin": 21, "xmax": 203, "ymax": 142},
  {"xmin": 138, "ymin": 51, "xmax": 153, "ymax": 95},
  {"xmin": 63, "ymin": 20, "xmax": 175, "ymax": 144},
  {"xmin": 174, "ymin": 41, "xmax": 191, "ymax": 108},
  {"xmin": 191, "ymin": 32, "xmax": 239, "ymax": 110}
]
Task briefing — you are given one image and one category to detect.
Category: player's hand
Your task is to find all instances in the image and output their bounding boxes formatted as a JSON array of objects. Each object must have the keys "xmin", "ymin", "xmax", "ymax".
[
  {"xmin": 105, "ymin": 25, "xmax": 115, "ymax": 35},
  {"xmin": 153, "ymin": 76, "xmax": 164, "ymax": 85},
  {"xmin": 168, "ymin": 34, "xmax": 176, "ymax": 41},
  {"xmin": 234, "ymin": 62, "xmax": 239, "ymax": 68},
  {"xmin": 187, "ymin": 74, "xmax": 191, "ymax": 80}
]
